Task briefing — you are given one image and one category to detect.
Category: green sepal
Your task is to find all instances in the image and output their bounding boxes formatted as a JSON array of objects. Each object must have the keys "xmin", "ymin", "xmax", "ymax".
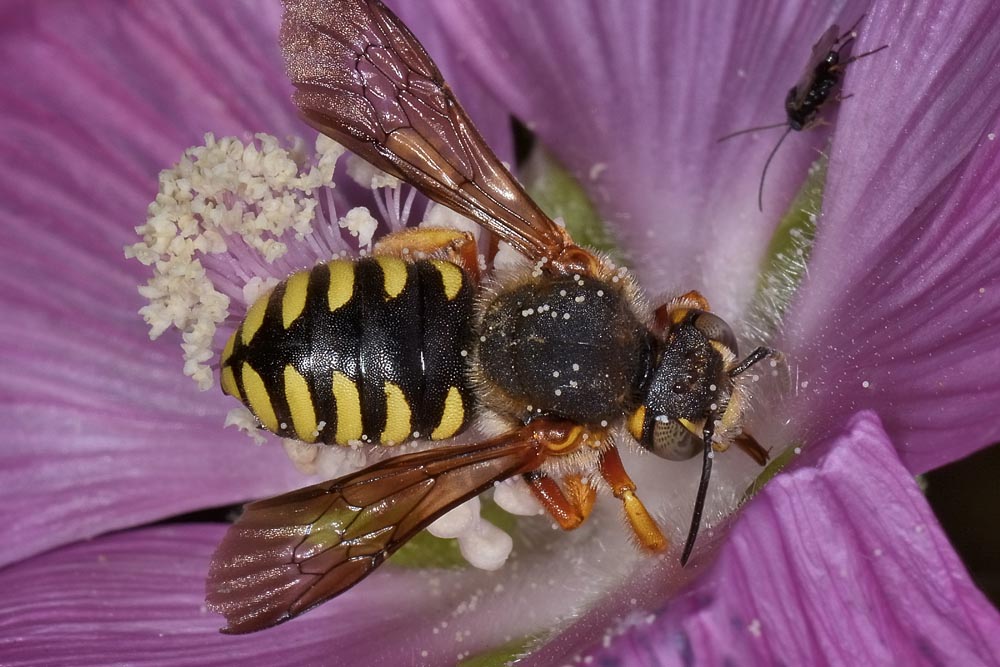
[
  {"xmin": 742, "ymin": 444, "xmax": 801, "ymax": 501},
  {"xmin": 457, "ymin": 635, "xmax": 539, "ymax": 667},
  {"xmin": 521, "ymin": 146, "xmax": 623, "ymax": 262}
]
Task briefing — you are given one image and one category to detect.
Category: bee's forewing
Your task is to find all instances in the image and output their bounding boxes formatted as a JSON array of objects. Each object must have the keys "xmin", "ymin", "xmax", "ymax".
[
  {"xmin": 207, "ymin": 433, "xmax": 545, "ymax": 633},
  {"xmin": 281, "ymin": 0, "xmax": 570, "ymax": 262}
]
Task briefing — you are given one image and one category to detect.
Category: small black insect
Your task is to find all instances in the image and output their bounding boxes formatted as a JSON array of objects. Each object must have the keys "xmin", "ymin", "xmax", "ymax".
[{"xmin": 720, "ymin": 16, "xmax": 888, "ymax": 210}]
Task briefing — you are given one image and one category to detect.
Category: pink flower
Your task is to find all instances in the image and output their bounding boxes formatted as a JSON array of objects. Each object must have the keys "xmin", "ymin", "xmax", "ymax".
[{"xmin": 2, "ymin": 1, "xmax": 999, "ymax": 665}]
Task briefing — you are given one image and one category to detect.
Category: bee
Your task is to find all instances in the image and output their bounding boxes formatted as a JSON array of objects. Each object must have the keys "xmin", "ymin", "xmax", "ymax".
[
  {"xmin": 207, "ymin": 0, "xmax": 778, "ymax": 633},
  {"xmin": 719, "ymin": 16, "xmax": 888, "ymax": 210}
]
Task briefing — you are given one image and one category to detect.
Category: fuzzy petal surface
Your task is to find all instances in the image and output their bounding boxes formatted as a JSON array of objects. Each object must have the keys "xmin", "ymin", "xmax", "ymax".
[
  {"xmin": 0, "ymin": 1, "xmax": 306, "ymax": 566},
  {"xmin": 781, "ymin": 0, "xmax": 1000, "ymax": 472},
  {"xmin": 0, "ymin": 522, "xmax": 652, "ymax": 667},
  {"xmin": 526, "ymin": 412, "xmax": 1000, "ymax": 666},
  {"xmin": 427, "ymin": 0, "xmax": 866, "ymax": 320},
  {"xmin": 0, "ymin": 524, "xmax": 532, "ymax": 667},
  {"xmin": 0, "ymin": 0, "xmax": 561, "ymax": 570}
]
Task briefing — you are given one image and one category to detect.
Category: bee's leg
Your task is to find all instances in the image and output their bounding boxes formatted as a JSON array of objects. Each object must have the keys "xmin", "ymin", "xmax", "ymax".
[
  {"xmin": 564, "ymin": 474, "xmax": 597, "ymax": 520},
  {"xmin": 524, "ymin": 470, "xmax": 593, "ymax": 530},
  {"xmin": 373, "ymin": 227, "xmax": 481, "ymax": 281},
  {"xmin": 733, "ymin": 431, "xmax": 771, "ymax": 467},
  {"xmin": 484, "ymin": 229, "xmax": 501, "ymax": 266},
  {"xmin": 598, "ymin": 445, "xmax": 668, "ymax": 551}
]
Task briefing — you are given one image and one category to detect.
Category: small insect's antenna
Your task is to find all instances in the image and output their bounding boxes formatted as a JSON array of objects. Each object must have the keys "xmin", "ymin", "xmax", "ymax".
[
  {"xmin": 757, "ymin": 126, "xmax": 794, "ymax": 211},
  {"xmin": 840, "ymin": 13, "xmax": 867, "ymax": 42},
  {"xmin": 717, "ymin": 121, "xmax": 788, "ymax": 143},
  {"xmin": 840, "ymin": 43, "xmax": 889, "ymax": 68},
  {"xmin": 681, "ymin": 418, "xmax": 717, "ymax": 566}
]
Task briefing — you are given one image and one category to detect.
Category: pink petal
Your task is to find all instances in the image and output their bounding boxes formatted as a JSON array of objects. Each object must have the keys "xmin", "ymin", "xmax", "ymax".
[
  {"xmin": 0, "ymin": 312, "xmax": 310, "ymax": 568},
  {"xmin": 427, "ymin": 0, "xmax": 866, "ymax": 319},
  {"xmin": 527, "ymin": 412, "xmax": 1000, "ymax": 666},
  {"xmin": 0, "ymin": 524, "xmax": 552, "ymax": 665},
  {"xmin": 0, "ymin": 525, "xmax": 418, "ymax": 664},
  {"xmin": 0, "ymin": 1, "xmax": 308, "ymax": 566},
  {"xmin": 781, "ymin": 0, "xmax": 1000, "ymax": 472},
  {"xmin": 388, "ymin": 2, "xmax": 515, "ymax": 160},
  {"xmin": 0, "ymin": 0, "xmax": 532, "ymax": 568}
]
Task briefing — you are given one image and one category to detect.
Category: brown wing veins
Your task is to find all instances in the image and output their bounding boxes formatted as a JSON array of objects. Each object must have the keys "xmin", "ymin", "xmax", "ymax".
[
  {"xmin": 281, "ymin": 0, "xmax": 583, "ymax": 268},
  {"xmin": 207, "ymin": 431, "xmax": 547, "ymax": 633}
]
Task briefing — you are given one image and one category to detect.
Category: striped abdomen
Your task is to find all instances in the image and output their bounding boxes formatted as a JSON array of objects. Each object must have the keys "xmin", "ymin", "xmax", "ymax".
[{"xmin": 220, "ymin": 257, "xmax": 475, "ymax": 446}]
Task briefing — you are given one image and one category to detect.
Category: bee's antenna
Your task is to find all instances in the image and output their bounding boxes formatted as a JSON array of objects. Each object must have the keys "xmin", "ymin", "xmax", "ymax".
[
  {"xmin": 758, "ymin": 126, "xmax": 794, "ymax": 212},
  {"xmin": 717, "ymin": 121, "xmax": 788, "ymax": 143},
  {"xmin": 681, "ymin": 417, "xmax": 717, "ymax": 566}
]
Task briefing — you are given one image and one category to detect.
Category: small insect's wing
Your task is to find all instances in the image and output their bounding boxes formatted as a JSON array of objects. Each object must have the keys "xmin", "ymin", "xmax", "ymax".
[
  {"xmin": 281, "ymin": 0, "xmax": 569, "ymax": 263},
  {"xmin": 207, "ymin": 434, "xmax": 545, "ymax": 633},
  {"xmin": 787, "ymin": 24, "xmax": 840, "ymax": 108}
]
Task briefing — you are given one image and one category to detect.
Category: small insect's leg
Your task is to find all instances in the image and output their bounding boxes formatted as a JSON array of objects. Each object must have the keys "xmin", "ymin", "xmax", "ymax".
[
  {"xmin": 373, "ymin": 227, "xmax": 481, "ymax": 281},
  {"xmin": 524, "ymin": 470, "xmax": 590, "ymax": 530},
  {"xmin": 733, "ymin": 431, "xmax": 771, "ymax": 467},
  {"xmin": 598, "ymin": 445, "xmax": 668, "ymax": 551}
]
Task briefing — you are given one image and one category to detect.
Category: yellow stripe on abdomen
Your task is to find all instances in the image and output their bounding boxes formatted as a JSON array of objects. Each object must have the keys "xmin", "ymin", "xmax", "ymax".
[
  {"xmin": 431, "ymin": 386, "xmax": 465, "ymax": 440},
  {"xmin": 241, "ymin": 292, "xmax": 271, "ymax": 346},
  {"xmin": 381, "ymin": 382, "xmax": 412, "ymax": 444},
  {"xmin": 282, "ymin": 270, "xmax": 310, "ymax": 329},
  {"xmin": 375, "ymin": 257, "xmax": 408, "ymax": 300},
  {"xmin": 327, "ymin": 260, "xmax": 355, "ymax": 312},
  {"xmin": 429, "ymin": 260, "xmax": 464, "ymax": 301},
  {"xmin": 241, "ymin": 363, "xmax": 278, "ymax": 433},
  {"xmin": 332, "ymin": 372, "xmax": 363, "ymax": 443},
  {"xmin": 220, "ymin": 366, "xmax": 241, "ymax": 401},
  {"xmin": 220, "ymin": 330, "xmax": 241, "ymax": 399},
  {"xmin": 284, "ymin": 364, "xmax": 318, "ymax": 442}
]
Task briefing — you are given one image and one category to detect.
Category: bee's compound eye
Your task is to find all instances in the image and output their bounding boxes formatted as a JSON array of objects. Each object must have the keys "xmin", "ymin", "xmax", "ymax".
[
  {"xmin": 692, "ymin": 312, "xmax": 737, "ymax": 354},
  {"xmin": 644, "ymin": 417, "xmax": 701, "ymax": 461}
]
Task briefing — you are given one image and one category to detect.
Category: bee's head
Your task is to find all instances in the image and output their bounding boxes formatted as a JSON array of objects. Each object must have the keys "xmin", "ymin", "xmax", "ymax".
[{"xmin": 628, "ymin": 309, "xmax": 739, "ymax": 459}]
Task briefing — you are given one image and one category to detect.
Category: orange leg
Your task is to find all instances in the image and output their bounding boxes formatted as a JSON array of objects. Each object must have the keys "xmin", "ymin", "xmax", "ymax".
[
  {"xmin": 599, "ymin": 445, "xmax": 668, "ymax": 551},
  {"xmin": 733, "ymin": 431, "xmax": 771, "ymax": 467},
  {"xmin": 484, "ymin": 229, "xmax": 501, "ymax": 266},
  {"xmin": 373, "ymin": 227, "xmax": 481, "ymax": 282},
  {"xmin": 524, "ymin": 471, "xmax": 595, "ymax": 530},
  {"xmin": 564, "ymin": 474, "xmax": 597, "ymax": 519}
]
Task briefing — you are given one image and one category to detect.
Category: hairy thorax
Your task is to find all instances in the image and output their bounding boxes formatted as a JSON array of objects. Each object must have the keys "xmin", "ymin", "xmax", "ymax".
[{"xmin": 473, "ymin": 271, "xmax": 654, "ymax": 425}]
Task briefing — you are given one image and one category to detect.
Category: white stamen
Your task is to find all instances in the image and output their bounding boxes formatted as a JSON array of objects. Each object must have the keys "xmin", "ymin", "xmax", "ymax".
[
  {"xmin": 346, "ymin": 153, "xmax": 400, "ymax": 189},
  {"xmin": 126, "ymin": 133, "xmax": 343, "ymax": 391},
  {"xmin": 493, "ymin": 478, "xmax": 542, "ymax": 516},
  {"xmin": 338, "ymin": 207, "xmax": 378, "ymax": 248}
]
